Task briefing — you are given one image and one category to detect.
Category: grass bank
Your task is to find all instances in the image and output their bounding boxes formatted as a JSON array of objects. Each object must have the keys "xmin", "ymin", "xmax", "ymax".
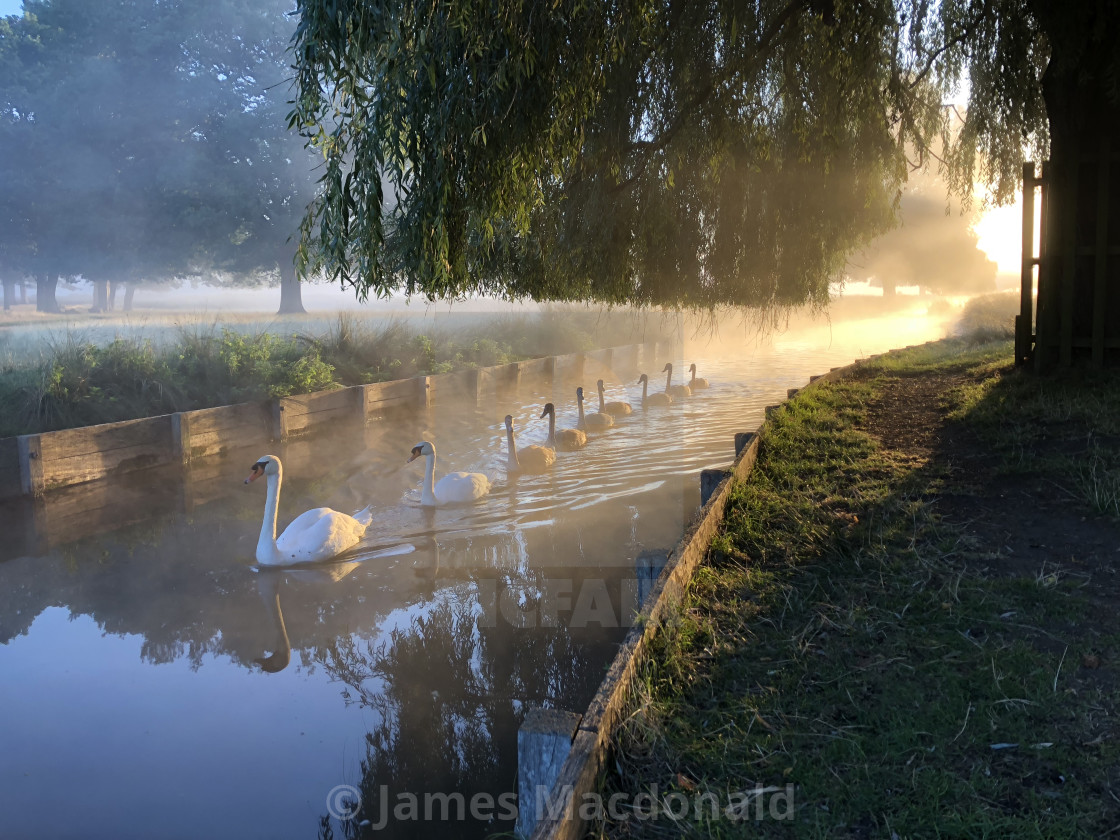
[
  {"xmin": 0, "ymin": 308, "xmax": 670, "ymax": 438},
  {"xmin": 590, "ymin": 338, "xmax": 1119, "ymax": 838}
]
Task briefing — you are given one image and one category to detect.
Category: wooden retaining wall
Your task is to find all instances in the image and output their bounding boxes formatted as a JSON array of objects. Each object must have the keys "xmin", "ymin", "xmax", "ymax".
[{"xmin": 0, "ymin": 339, "xmax": 674, "ymax": 500}]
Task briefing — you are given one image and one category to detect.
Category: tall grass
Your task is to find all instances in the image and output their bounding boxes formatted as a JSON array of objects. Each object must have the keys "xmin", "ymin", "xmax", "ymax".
[{"xmin": 0, "ymin": 308, "xmax": 672, "ymax": 437}]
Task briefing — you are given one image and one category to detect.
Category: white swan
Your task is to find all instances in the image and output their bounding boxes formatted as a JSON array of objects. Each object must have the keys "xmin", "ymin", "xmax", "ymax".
[
  {"xmin": 688, "ymin": 363, "xmax": 710, "ymax": 390},
  {"xmin": 597, "ymin": 378, "xmax": 633, "ymax": 417},
  {"xmin": 245, "ymin": 455, "xmax": 373, "ymax": 566},
  {"xmin": 541, "ymin": 402, "xmax": 587, "ymax": 451},
  {"xmin": 663, "ymin": 363, "xmax": 692, "ymax": 399},
  {"xmin": 638, "ymin": 373, "xmax": 673, "ymax": 407},
  {"xmin": 577, "ymin": 386, "xmax": 614, "ymax": 431},
  {"xmin": 504, "ymin": 414, "xmax": 556, "ymax": 473},
  {"xmin": 408, "ymin": 440, "xmax": 491, "ymax": 505}
]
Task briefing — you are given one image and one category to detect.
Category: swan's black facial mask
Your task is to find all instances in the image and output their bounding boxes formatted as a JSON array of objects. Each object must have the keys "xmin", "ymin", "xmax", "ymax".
[
  {"xmin": 407, "ymin": 446, "xmax": 423, "ymax": 463},
  {"xmin": 245, "ymin": 461, "xmax": 267, "ymax": 484}
]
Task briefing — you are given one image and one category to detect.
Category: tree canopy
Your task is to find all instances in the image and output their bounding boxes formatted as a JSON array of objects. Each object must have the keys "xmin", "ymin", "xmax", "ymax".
[
  {"xmin": 288, "ymin": 0, "xmax": 1084, "ymax": 309},
  {"xmin": 0, "ymin": 0, "xmax": 318, "ymax": 309}
]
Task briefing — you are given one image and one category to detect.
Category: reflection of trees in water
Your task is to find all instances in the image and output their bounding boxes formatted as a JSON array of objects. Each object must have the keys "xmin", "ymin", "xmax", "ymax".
[{"xmin": 312, "ymin": 567, "xmax": 613, "ymax": 840}]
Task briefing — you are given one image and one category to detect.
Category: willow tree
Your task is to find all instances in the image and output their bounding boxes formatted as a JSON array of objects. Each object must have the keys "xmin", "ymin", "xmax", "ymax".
[{"xmin": 289, "ymin": 0, "xmax": 1114, "ymax": 326}]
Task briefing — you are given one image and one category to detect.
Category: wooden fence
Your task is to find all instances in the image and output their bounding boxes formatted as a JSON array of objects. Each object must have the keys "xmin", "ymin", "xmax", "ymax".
[{"xmin": 0, "ymin": 341, "xmax": 668, "ymax": 500}]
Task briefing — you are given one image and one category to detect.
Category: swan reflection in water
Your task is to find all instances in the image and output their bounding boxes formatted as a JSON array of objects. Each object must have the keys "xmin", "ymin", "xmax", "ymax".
[{"xmin": 254, "ymin": 544, "xmax": 416, "ymax": 673}]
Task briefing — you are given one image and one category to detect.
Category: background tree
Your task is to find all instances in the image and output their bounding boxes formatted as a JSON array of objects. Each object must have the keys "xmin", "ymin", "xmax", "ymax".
[
  {"xmin": 289, "ymin": 0, "xmax": 1116, "ymax": 336},
  {"xmin": 0, "ymin": 0, "xmax": 318, "ymax": 314}
]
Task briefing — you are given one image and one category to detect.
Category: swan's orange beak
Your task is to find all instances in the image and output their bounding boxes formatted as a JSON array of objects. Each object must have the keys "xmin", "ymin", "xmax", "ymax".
[{"xmin": 245, "ymin": 463, "xmax": 265, "ymax": 484}]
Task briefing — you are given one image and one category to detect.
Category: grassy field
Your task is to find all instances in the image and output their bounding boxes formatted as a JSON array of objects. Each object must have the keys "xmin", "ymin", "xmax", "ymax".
[
  {"xmin": 590, "ymin": 337, "xmax": 1119, "ymax": 839},
  {"xmin": 0, "ymin": 307, "xmax": 672, "ymax": 438}
]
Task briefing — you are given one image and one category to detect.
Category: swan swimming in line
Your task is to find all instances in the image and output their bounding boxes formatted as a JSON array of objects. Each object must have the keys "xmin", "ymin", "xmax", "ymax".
[
  {"xmin": 576, "ymin": 386, "xmax": 614, "ymax": 431},
  {"xmin": 638, "ymin": 373, "xmax": 673, "ymax": 407},
  {"xmin": 541, "ymin": 402, "xmax": 587, "ymax": 451},
  {"xmin": 688, "ymin": 363, "xmax": 710, "ymax": 390},
  {"xmin": 408, "ymin": 440, "xmax": 492, "ymax": 505},
  {"xmin": 245, "ymin": 454, "xmax": 373, "ymax": 566},
  {"xmin": 597, "ymin": 378, "xmax": 633, "ymax": 417},
  {"xmin": 662, "ymin": 363, "xmax": 692, "ymax": 400},
  {"xmin": 504, "ymin": 414, "xmax": 556, "ymax": 473}
]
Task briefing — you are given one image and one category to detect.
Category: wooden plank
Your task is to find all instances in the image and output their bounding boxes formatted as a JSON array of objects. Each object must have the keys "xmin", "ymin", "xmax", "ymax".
[
  {"xmin": 171, "ymin": 412, "xmax": 191, "ymax": 465},
  {"xmin": 416, "ymin": 375, "xmax": 431, "ymax": 409},
  {"xmin": 35, "ymin": 416, "xmax": 175, "ymax": 490},
  {"xmin": 1093, "ymin": 148, "xmax": 1110, "ymax": 366},
  {"xmin": 181, "ymin": 402, "xmax": 273, "ymax": 457},
  {"xmin": 278, "ymin": 387, "xmax": 358, "ymax": 437},
  {"xmin": 0, "ymin": 436, "xmax": 22, "ymax": 499}
]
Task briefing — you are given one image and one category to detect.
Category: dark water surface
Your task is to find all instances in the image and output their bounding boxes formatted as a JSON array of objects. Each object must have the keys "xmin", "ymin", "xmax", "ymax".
[{"xmin": 0, "ymin": 308, "xmax": 947, "ymax": 839}]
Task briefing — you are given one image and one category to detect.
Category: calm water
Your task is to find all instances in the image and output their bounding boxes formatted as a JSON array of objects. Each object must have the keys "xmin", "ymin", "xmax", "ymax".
[{"xmin": 0, "ymin": 306, "xmax": 948, "ymax": 839}]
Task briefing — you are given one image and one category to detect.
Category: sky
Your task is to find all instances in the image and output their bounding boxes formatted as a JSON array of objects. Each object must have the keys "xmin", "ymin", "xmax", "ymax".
[{"xmin": 0, "ymin": 1, "xmax": 20, "ymax": 15}]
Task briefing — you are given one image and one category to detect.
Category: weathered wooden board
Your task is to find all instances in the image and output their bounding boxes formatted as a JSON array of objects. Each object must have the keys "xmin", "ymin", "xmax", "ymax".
[
  {"xmin": 179, "ymin": 401, "xmax": 272, "ymax": 459},
  {"xmin": 37, "ymin": 415, "xmax": 176, "ymax": 491},
  {"xmin": 0, "ymin": 437, "xmax": 21, "ymax": 499},
  {"xmin": 362, "ymin": 378, "xmax": 420, "ymax": 418},
  {"xmin": 278, "ymin": 386, "xmax": 360, "ymax": 437}
]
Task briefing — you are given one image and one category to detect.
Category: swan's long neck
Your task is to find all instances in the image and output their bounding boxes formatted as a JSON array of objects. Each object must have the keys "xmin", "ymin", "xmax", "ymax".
[
  {"xmin": 546, "ymin": 410, "xmax": 556, "ymax": 447},
  {"xmin": 422, "ymin": 452, "xmax": 438, "ymax": 506},
  {"xmin": 664, "ymin": 366, "xmax": 673, "ymax": 392},
  {"xmin": 598, "ymin": 386, "xmax": 606, "ymax": 412},
  {"xmin": 257, "ymin": 470, "xmax": 281, "ymax": 563},
  {"xmin": 641, "ymin": 377, "xmax": 649, "ymax": 405},
  {"xmin": 577, "ymin": 395, "xmax": 586, "ymax": 424},
  {"xmin": 506, "ymin": 426, "xmax": 519, "ymax": 471},
  {"xmin": 689, "ymin": 368, "xmax": 696, "ymax": 384}
]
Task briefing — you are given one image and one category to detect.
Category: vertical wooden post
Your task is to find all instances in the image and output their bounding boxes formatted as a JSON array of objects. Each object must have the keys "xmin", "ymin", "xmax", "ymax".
[
  {"xmin": 17, "ymin": 434, "xmax": 44, "ymax": 497},
  {"xmin": 509, "ymin": 363, "xmax": 522, "ymax": 393},
  {"xmin": 600, "ymin": 347, "xmax": 613, "ymax": 373},
  {"xmin": 355, "ymin": 385, "xmax": 370, "ymax": 424},
  {"xmin": 573, "ymin": 353, "xmax": 586, "ymax": 384},
  {"xmin": 1018, "ymin": 162, "xmax": 1037, "ymax": 365},
  {"xmin": 271, "ymin": 400, "xmax": 288, "ymax": 441},
  {"xmin": 468, "ymin": 368, "xmax": 482, "ymax": 405},
  {"xmin": 700, "ymin": 469, "xmax": 726, "ymax": 507},
  {"xmin": 1059, "ymin": 156, "xmax": 1079, "ymax": 367},
  {"xmin": 171, "ymin": 412, "xmax": 192, "ymax": 466},
  {"xmin": 517, "ymin": 708, "xmax": 581, "ymax": 839},
  {"xmin": 1092, "ymin": 146, "xmax": 1110, "ymax": 367},
  {"xmin": 734, "ymin": 431, "xmax": 756, "ymax": 457},
  {"xmin": 416, "ymin": 375, "xmax": 431, "ymax": 410},
  {"xmin": 786, "ymin": 387, "xmax": 800, "ymax": 399},
  {"xmin": 543, "ymin": 356, "xmax": 556, "ymax": 383}
]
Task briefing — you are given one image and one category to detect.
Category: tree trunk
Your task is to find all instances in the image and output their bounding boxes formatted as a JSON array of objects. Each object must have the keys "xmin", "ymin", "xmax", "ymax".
[
  {"xmin": 123, "ymin": 285, "xmax": 136, "ymax": 312},
  {"xmin": 91, "ymin": 279, "xmax": 109, "ymax": 312},
  {"xmin": 17, "ymin": 282, "xmax": 26, "ymax": 304},
  {"xmin": 2, "ymin": 279, "xmax": 12, "ymax": 311},
  {"xmin": 277, "ymin": 264, "xmax": 307, "ymax": 314},
  {"xmin": 36, "ymin": 274, "xmax": 61, "ymax": 313},
  {"xmin": 881, "ymin": 278, "xmax": 896, "ymax": 298},
  {"xmin": 107, "ymin": 281, "xmax": 118, "ymax": 311},
  {"xmin": 1032, "ymin": 5, "xmax": 1120, "ymax": 368}
]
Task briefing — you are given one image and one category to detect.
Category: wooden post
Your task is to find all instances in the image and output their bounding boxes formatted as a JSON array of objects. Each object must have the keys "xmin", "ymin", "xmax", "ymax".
[
  {"xmin": 509, "ymin": 362, "xmax": 522, "ymax": 393},
  {"xmin": 17, "ymin": 434, "xmax": 44, "ymax": 497},
  {"xmin": 271, "ymin": 400, "xmax": 288, "ymax": 441},
  {"xmin": 786, "ymin": 387, "xmax": 800, "ymax": 399},
  {"xmin": 1018, "ymin": 162, "xmax": 1038, "ymax": 365},
  {"xmin": 1092, "ymin": 147, "xmax": 1110, "ymax": 367},
  {"xmin": 543, "ymin": 356, "xmax": 556, "ymax": 383},
  {"xmin": 700, "ymin": 468, "xmax": 726, "ymax": 507},
  {"xmin": 416, "ymin": 375, "xmax": 431, "ymax": 410},
  {"xmin": 517, "ymin": 708, "xmax": 581, "ymax": 839},
  {"xmin": 171, "ymin": 413, "xmax": 192, "ymax": 466},
  {"xmin": 1059, "ymin": 157, "xmax": 1079, "ymax": 367},
  {"xmin": 600, "ymin": 347, "xmax": 613, "ymax": 373},
  {"xmin": 468, "ymin": 368, "xmax": 482, "ymax": 405},
  {"xmin": 734, "ymin": 431, "xmax": 756, "ymax": 457},
  {"xmin": 765, "ymin": 404, "xmax": 780, "ymax": 420},
  {"xmin": 573, "ymin": 353, "xmax": 586, "ymax": 383}
]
